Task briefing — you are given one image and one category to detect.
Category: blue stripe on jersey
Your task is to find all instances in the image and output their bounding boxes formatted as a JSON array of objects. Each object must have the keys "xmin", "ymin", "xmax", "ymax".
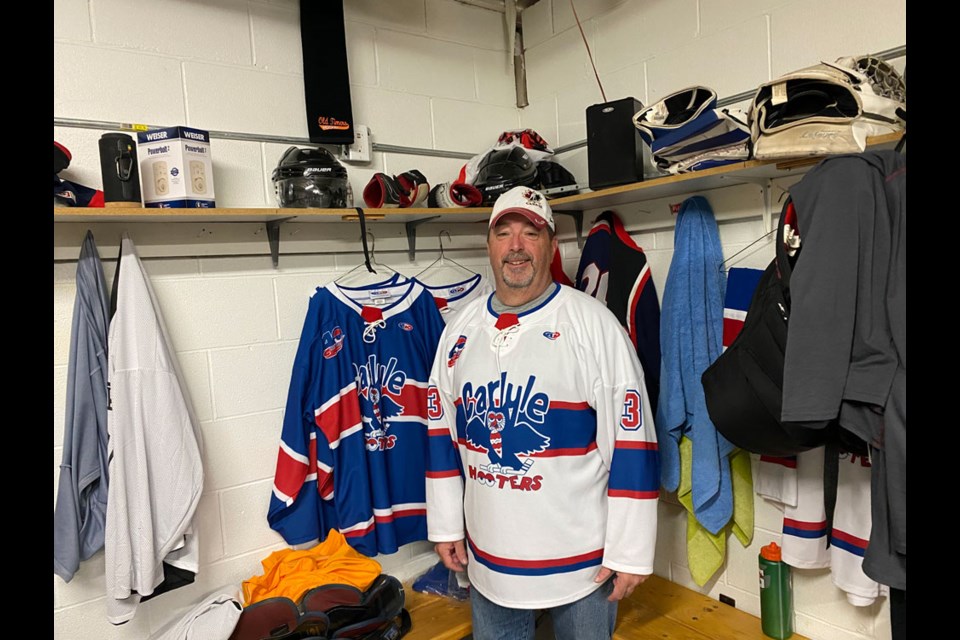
[
  {"xmin": 830, "ymin": 535, "xmax": 866, "ymax": 557},
  {"xmin": 608, "ymin": 447, "xmax": 660, "ymax": 494},
  {"xmin": 540, "ymin": 405, "xmax": 597, "ymax": 450},
  {"xmin": 454, "ymin": 399, "xmax": 597, "ymax": 453},
  {"xmin": 783, "ymin": 525, "xmax": 828, "ymax": 540},
  {"xmin": 467, "ymin": 536, "xmax": 603, "ymax": 577},
  {"xmin": 427, "ymin": 430, "xmax": 463, "ymax": 476}
]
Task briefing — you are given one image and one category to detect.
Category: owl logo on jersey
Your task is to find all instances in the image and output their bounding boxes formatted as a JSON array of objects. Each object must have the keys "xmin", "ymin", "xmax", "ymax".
[
  {"xmin": 447, "ymin": 335, "xmax": 468, "ymax": 368},
  {"xmin": 355, "ymin": 355, "xmax": 407, "ymax": 451},
  {"xmin": 466, "ymin": 406, "xmax": 548, "ymax": 475},
  {"xmin": 463, "ymin": 375, "xmax": 550, "ymax": 476},
  {"xmin": 322, "ymin": 326, "xmax": 345, "ymax": 359},
  {"xmin": 487, "ymin": 411, "xmax": 505, "ymax": 457}
]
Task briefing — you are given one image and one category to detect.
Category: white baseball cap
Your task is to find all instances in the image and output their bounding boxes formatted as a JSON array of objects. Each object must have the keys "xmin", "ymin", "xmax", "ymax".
[{"xmin": 488, "ymin": 186, "xmax": 555, "ymax": 233}]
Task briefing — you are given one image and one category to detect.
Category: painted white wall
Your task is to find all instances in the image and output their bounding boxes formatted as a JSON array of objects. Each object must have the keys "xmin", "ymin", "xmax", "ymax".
[{"xmin": 53, "ymin": 1, "xmax": 905, "ymax": 639}]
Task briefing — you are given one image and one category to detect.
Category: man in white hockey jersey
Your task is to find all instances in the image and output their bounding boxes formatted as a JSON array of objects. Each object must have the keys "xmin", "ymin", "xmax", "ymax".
[{"xmin": 425, "ymin": 186, "xmax": 660, "ymax": 640}]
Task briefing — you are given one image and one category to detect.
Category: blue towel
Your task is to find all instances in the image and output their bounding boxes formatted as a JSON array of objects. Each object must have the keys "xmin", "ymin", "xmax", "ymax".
[{"xmin": 655, "ymin": 196, "xmax": 733, "ymax": 534}]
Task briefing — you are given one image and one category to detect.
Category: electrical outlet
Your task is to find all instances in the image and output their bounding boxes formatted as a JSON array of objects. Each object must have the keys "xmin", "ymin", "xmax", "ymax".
[
  {"xmin": 719, "ymin": 594, "xmax": 736, "ymax": 608},
  {"xmin": 346, "ymin": 125, "xmax": 371, "ymax": 163}
]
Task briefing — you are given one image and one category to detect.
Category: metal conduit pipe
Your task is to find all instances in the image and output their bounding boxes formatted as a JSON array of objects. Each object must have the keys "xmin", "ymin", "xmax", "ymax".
[{"xmin": 54, "ymin": 45, "xmax": 905, "ymax": 160}]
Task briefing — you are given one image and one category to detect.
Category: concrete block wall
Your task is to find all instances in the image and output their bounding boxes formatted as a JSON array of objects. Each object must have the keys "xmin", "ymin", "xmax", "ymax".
[
  {"xmin": 54, "ymin": 0, "xmax": 519, "ymax": 208},
  {"xmin": 54, "ymin": 1, "xmax": 905, "ymax": 638},
  {"xmin": 535, "ymin": 1, "xmax": 904, "ymax": 638},
  {"xmin": 518, "ymin": 0, "xmax": 906, "ymax": 185}
]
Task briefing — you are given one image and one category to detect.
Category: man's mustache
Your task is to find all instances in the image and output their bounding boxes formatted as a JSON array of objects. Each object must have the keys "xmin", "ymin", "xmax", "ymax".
[{"xmin": 502, "ymin": 251, "xmax": 532, "ymax": 263}]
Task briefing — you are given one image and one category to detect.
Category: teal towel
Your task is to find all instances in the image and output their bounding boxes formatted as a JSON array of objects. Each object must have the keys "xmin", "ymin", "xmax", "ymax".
[{"xmin": 655, "ymin": 195, "xmax": 732, "ymax": 534}]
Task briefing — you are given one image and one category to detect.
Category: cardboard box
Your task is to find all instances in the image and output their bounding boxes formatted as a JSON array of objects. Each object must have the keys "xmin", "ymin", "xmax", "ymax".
[{"xmin": 137, "ymin": 126, "xmax": 215, "ymax": 207}]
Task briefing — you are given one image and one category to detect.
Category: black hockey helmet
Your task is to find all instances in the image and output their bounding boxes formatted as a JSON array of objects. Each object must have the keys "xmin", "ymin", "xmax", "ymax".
[
  {"xmin": 473, "ymin": 146, "xmax": 539, "ymax": 206},
  {"xmin": 272, "ymin": 146, "xmax": 351, "ymax": 208}
]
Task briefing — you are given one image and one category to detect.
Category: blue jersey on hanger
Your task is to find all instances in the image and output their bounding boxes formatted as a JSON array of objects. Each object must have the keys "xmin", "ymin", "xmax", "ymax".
[{"xmin": 269, "ymin": 280, "xmax": 446, "ymax": 556}]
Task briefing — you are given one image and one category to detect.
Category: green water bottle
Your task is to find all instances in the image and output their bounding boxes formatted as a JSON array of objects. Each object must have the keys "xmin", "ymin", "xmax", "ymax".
[{"xmin": 759, "ymin": 541, "xmax": 793, "ymax": 639}]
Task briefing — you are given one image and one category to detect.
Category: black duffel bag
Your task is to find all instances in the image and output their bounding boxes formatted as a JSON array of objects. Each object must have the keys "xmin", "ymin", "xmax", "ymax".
[{"xmin": 701, "ymin": 196, "xmax": 833, "ymax": 456}]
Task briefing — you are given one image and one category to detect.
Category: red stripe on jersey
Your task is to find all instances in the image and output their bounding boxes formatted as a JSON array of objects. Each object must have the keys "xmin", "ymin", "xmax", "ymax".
[
  {"xmin": 374, "ymin": 507, "xmax": 427, "ymax": 523},
  {"xmin": 616, "ymin": 441, "xmax": 658, "ymax": 450},
  {"xmin": 388, "ymin": 383, "xmax": 428, "ymax": 419},
  {"xmin": 608, "ymin": 489, "xmax": 659, "ymax": 499},
  {"xmin": 458, "ymin": 437, "xmax": 488, "ymax": 453},
  {"xmin": 723, "ymin": 317, "xmax": 745, "ymax": 347},
  {"xmin": 628, "ymin": 268, "xmax": 651, "ymax": 350},
  {"xmin": 831, "ymin": 528, "xmax": 869, "ymax": 549},
  {"xmin": 587, "ymin": 220, "xmax": 611, "ymax": 237},
  {"xmin": 783, "ymin": 517, "xmax": 827, "ymax": 531},
  {"xmin": 611, "ymin": 217, "xmax": 642, "ymax": 251},
  {"xmin": 316, "ymin": 390, "xmax": 361, "ymax": 445},
  {"xmin": 317, "ymin": 467, "xmax": 333, "ymax": 500},
  {"xmin": 760, "ymin": 455, "xmax": 797, "ymax": 468},
  {"xmin": 528, "ymin": 442, "xmax": 598, "ymax": 457},
  {"xmin": 427, "ymin": 469, "xmax": 461, "ymax": 479},
  {"xmin": 468, "ymin": 535, "xmax": 604, "ymax": 569},
  {"xmin": 428, "ymin": 427, "xmax": 450, "ymax": 436},
  {"xmin": 274, "ymin": 447, "xmax": 309, "ymax": 498},
  {"xmin": 454, "ymin": 398, "xmax": 463, "ymax": 407},
  {"xmin": 549, "ymin": 401, "xmax": 591, "ymax": 411},
  {"xmin": 343, "ymin": 522, "xmax": 375, "ymax": 538}
]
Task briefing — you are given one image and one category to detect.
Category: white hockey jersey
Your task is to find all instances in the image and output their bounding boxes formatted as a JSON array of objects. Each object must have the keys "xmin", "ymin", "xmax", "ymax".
[
  {"xmin": 414, "ymin": 273, "xmax": 493, "ymax": 324},
  {"xmin": 105, "ymin": 235, "xmax": 204, "ymax": 624},
  {"xmin": 426, "ymin": 284, "xmax": 659, "ymax": 609},
  {"xmin": 772, "ymin": 449, "xmax": 886, "ymax": 606}
]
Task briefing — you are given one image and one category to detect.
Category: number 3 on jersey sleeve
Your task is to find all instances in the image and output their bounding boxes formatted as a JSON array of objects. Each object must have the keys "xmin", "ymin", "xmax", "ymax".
[
  {"xmin": 620, "ymin": 389, "xmax": 643, "ymax": 430},
  {"xmin": 427, "ymin": 385, "xmax": 444, "ymax": 420}
]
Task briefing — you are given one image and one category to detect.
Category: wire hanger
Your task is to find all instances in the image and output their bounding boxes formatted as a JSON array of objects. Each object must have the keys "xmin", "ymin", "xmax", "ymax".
[
  {"xmin": 719, "ymin": 228, "xmax": 777, "ymax": 273},
  {"xmin": 414, "ymin": 231, "xmax": 477, "ymax": 280},
  {"xmin": 336, "ymin": 229, "xmax": 399, "ymax": 284}
]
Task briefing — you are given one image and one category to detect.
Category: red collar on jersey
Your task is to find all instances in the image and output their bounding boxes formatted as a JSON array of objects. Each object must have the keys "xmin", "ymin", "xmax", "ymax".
[
  {"xmin": 495, "ymin": 313, "xmax": 520, "ymax": 330},
  {"xmin": 361, "ymin": 306, "xmax": 384, "ymax": 323}
]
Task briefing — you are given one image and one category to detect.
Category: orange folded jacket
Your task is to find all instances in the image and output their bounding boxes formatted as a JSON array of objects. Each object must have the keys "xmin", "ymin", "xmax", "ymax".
[{"xmin": 242, "ymin": 529, "xmax": 382, "ymax": 606}]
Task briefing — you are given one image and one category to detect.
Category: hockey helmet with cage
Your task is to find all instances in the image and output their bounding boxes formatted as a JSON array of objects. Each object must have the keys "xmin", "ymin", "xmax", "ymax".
[
  {"xmin": 473, "ymin": 146, "xmax": 539, "ymax": 206},
  {"xmin": 272, "ymin": 146, "xmax": 351, "ymax": 208}
]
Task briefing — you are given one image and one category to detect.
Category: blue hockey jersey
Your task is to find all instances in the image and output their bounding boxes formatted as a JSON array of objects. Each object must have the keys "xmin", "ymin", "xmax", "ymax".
[
  {"xmin": 269, "ymin": 279, "xmax": 446, "ymax": 556},
  {"xmin": 575, "ymin": 211, "xmax": 661, "ymax": 414}
]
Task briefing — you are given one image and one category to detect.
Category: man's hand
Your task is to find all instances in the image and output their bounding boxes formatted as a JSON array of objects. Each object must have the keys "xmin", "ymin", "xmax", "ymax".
[
  {"xmin": 435, "ymin": 540, "xmax": 468, "ymax": 572},
  {"xmin": 594, "ymin": 567, "xmax": 650, "ymax": 602}
]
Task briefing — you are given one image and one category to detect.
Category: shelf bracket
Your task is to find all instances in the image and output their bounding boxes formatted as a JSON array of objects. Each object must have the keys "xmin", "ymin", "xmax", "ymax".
[
  {"xmin": 730, "ymin": 177, "xmax": 777, "ymax": 234},
  {"xmin": 554, "ymin": 210, "xmax": 585, "ymax": 250},
  {"xmin": 405, "ymin": 216, "xmax": 441, "ymax": 261},
  {"xmin": 266, "ymin": 217, "xmax": 298, "ymax": 268}
]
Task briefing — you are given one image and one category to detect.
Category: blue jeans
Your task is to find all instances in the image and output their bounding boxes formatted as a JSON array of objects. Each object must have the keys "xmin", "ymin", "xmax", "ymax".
[{"xmin": 469, "ymin": 579, "xmax": 617, "ymax": 640}]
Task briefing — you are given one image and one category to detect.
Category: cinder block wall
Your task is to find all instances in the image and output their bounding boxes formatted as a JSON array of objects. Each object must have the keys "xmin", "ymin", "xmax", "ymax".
[
  {"xmin": 53, "ymin": 1, "xmax": 905, "ymax": 638},
  {"xmin": 522, "ymin": 2, "xmax": 904, "ymax": 640}
]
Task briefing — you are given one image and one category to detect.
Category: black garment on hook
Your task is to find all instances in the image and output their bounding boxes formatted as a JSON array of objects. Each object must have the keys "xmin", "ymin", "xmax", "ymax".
[{"xmin": 356, "ymin": 208, "xmax": 376, "ymax": 274}]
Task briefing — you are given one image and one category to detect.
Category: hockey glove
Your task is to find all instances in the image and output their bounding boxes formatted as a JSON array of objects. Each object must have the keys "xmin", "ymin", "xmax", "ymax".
[
  {"xmin": 396, "ymin": 170, "xmax": 430, "ymax": 208},
  {"xmin": 362, "ymin": 173, "xmax": 404, "ymax": 208},
  {"xmin": 427, "ymin": 182, "xmax": 483, "ymax": 208}
]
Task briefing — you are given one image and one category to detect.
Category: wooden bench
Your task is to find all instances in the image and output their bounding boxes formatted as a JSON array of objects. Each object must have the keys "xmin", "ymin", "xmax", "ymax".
[{"xmin": 404, "ymin": 575, "xmax": 811, "ymax": 640}]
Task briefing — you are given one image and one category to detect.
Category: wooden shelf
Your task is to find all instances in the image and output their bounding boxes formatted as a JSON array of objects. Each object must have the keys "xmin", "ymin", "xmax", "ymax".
[
  {"xmin": 54, "ymin": 132, "xmax": 902, "ymax": 264},
  {"xmin": 53, "ymin": 132, "xmax": 902, "ymax": 225},
  {"xmin": 53, "ymin": 206, "xmax": 492, "ymax": 225}
]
